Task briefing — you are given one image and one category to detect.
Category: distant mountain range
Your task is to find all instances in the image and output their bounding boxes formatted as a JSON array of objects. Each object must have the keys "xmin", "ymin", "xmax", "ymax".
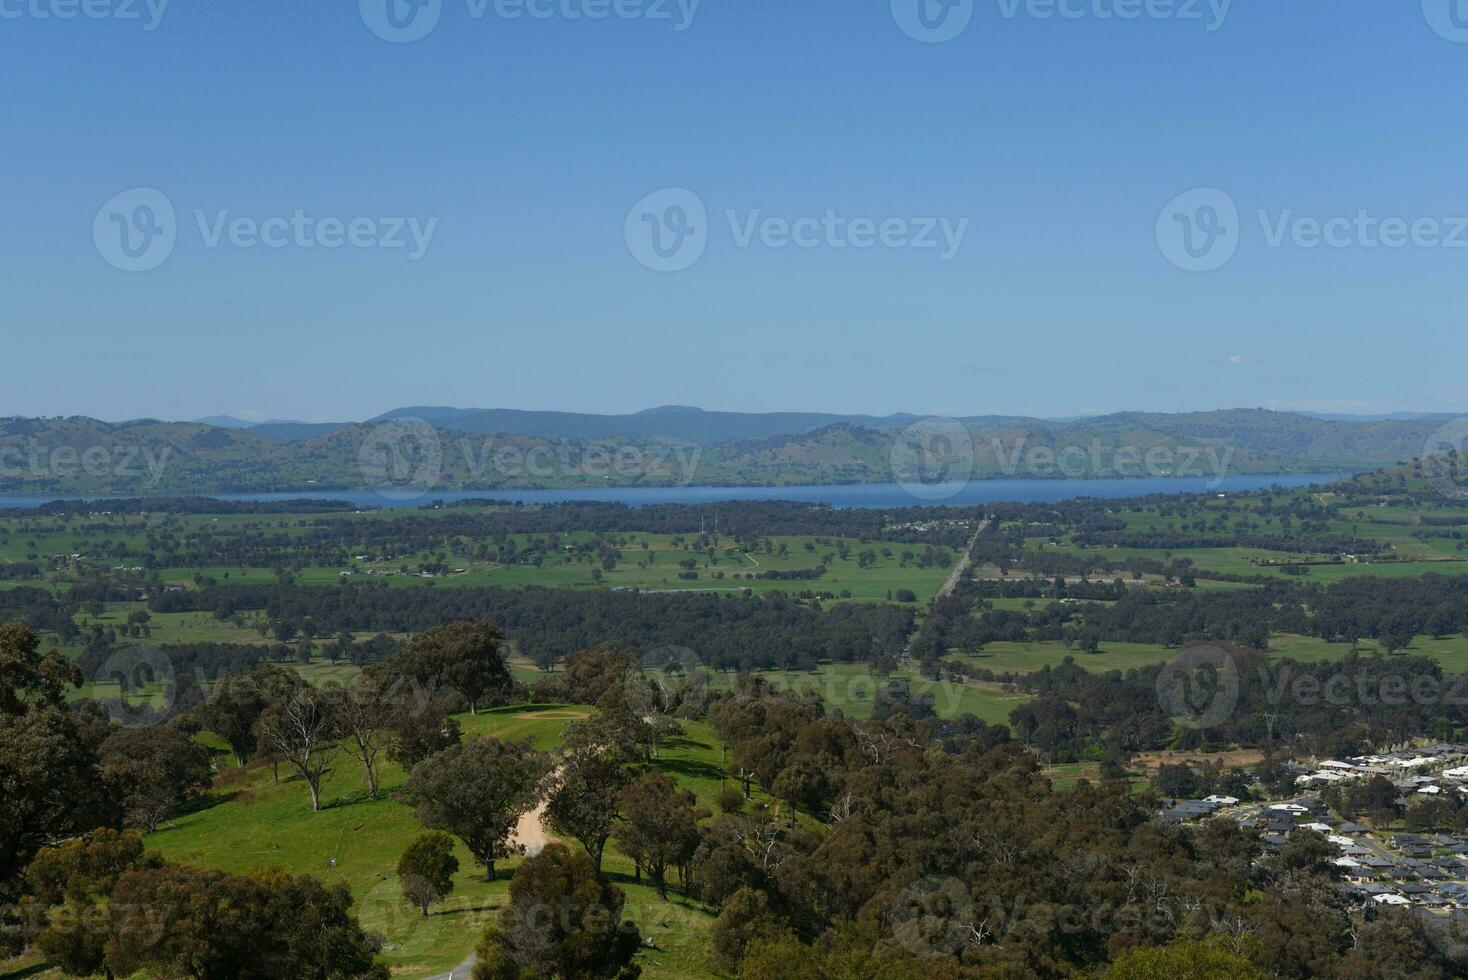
[
  {"xmin": 191, "ymin": 406, "xmax": 932, "ymax": 445},
  {"xmin": 1299, "ymin": 411, "xmax": 1462, "ymax": 423},
  {"xmin": 186, "ymin": 405, "xmax": 1468, "ymax": 446},
  {"xmin": 0, "ymin": 407, "xmax": 1454, "ymax": 495}
]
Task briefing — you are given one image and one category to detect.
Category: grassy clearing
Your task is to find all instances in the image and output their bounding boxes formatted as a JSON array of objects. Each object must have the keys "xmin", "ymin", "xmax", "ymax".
[
  {"xmin": 144, "ymin": 705, "xmax": 729, "ymax": 979},
  {"xmin": 314, "ymin": 532, "xmax": 956, "ymax": 603},
  {"xmin": 955, "ymin": 640, "xmax": 1183, "ymax": 675},
  {"xmin": 1041, "ymin": 762, "xmax": 1153, "ymax": 794}
]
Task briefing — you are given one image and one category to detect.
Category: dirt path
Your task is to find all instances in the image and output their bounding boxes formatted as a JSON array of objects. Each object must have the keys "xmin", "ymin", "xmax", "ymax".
[
  {"xmin": 512, "ymin": 796, "xmax": 554, "ymax": 857},
  {"xmin": 428, "ymin": 774, "xmax": 561, "ymax": 979},
  {"xmin": 512, "ymin": 709, "xmax": 589, "ymax": 721},
  {"xmin": 510, "ymin": 767, "xmax": 563, "ymax": 858}
]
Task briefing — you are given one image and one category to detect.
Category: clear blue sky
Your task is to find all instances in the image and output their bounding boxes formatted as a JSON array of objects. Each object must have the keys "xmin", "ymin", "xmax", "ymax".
[{"xmin": 4, "ymin": 0, "xmax": 1467, "ymax": 422}]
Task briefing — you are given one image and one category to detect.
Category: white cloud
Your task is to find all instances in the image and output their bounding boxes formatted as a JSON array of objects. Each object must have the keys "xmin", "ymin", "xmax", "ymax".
[{"xmin": 1223, "ymin": 354, "xmax": 1261, "ymax": 366}]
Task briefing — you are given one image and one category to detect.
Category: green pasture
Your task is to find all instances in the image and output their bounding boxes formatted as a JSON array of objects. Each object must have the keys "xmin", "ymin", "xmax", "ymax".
[
  {"xmin": 144, "ymin": 705, "xmax": 731, "ymax": 979},
  {"xmin": 952, "ymin": 632, "xmax": 1468, "ymax": 676},
  {"xmin": 1, "ymin": 513, "xmax": 961, "ymax": 604}
]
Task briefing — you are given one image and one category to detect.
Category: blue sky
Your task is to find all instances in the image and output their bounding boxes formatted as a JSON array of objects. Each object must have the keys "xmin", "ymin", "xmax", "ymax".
[{"xmin": 4, "ymin": 0, "xmax": 1468, "ymax": 422}]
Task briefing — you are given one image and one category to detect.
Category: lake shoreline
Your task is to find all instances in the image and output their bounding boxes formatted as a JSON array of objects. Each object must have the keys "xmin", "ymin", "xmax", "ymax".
[{"xmin": 0, "ymin": 473, "xmax": 1345, "ymax": 511}]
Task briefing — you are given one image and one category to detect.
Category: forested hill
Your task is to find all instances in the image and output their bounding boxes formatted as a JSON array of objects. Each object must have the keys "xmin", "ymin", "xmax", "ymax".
[{"xmin": 0, "ymin": 409, "xmax": 1450, "ymax": 495}]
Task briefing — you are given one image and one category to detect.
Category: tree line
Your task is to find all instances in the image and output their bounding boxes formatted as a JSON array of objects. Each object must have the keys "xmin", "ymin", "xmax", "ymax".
[{"xmin": 148, "ymin": 583, "xmax": 914, "ymax": 672}]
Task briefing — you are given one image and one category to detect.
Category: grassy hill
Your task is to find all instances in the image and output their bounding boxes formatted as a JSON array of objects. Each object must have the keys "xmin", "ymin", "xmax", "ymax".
[{"xmin": 144, "ymin": 705, "xmax": 729, "ymax": 979}]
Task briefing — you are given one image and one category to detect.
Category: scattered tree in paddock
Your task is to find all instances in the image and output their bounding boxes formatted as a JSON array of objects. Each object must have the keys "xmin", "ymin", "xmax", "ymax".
[
  {"xmin": 615, "ymin": 770, "xmax": 704, "ymax": 900},
  {"xmin": 403, "ymin": 736, "xmax": 551, "ymax": 881},
  {"xmin": 396, "ymin": 831, "xmax": 459, "ymax": 917},
  {"xmin": 256, "ymin": 685, "xmax": 337, "ymax": 812}
]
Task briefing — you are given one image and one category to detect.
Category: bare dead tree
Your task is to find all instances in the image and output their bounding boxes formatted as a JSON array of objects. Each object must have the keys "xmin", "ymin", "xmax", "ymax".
[
  {"xmin": 258, "ymin": 687, "xmax": 338, "ymax": 812},
  {"xmin": 327, "ymin": 677, "xmax": 394, "ymax": 799}
]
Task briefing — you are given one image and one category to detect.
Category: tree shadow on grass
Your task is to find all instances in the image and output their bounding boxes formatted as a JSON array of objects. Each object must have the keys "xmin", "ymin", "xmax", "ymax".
[
  {"xmin": 657, "ymin": 734, "xmax": 711, "ymax": 752},
  {"xmin": 324, "ymin": 787, "xmax": 393, "ymax": 810},
  {"xmin": 651, "ymin": 756, "xmax": 724, "ymax": 783},
  {"xmin": 602, "ymin": 873, "xmax": 711, "ymax": 917},
  {"xmin": 165, "ymin": 789, "xmax": 241, "ymax": 822},
  {"xmin": 441, "ymin": 903, "xmax": 501, "ymax": 918}
]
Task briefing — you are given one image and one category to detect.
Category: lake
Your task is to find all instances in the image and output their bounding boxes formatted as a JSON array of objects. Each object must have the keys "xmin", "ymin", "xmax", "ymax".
[{"xmin": 0, "ymin": 474, "xmax": 1342, "ymax": 510}]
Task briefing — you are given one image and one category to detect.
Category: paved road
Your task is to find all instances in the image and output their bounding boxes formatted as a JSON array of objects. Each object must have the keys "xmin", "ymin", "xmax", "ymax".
[
  {"xmin": 937, "ymin": 520, "xmax": 988, "ymax": 601},
  {"xmin": 425, "ymin": 951, "xmax": 476, "ymax": 980},
  {"xmin": 901, "ymin": 520, "xmax": 987, "ymax": 666},
  {"xmin": 1221, "ymin": 794, "xmax": 1398, "ymax": 863}
]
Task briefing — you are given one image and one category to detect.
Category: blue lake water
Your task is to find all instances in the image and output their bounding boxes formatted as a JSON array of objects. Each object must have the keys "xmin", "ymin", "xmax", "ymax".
[{"xmin": 0, "ymin": 474, "xmax": 1342, "ymax": 510}]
